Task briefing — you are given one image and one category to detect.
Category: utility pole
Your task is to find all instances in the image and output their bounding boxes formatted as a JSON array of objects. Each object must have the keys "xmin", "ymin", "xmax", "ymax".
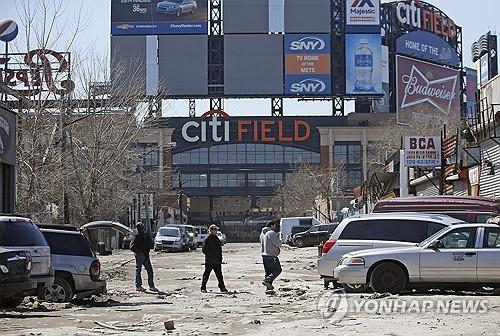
[{"xmin": 178, "ymin": 171, "xmax": 183, "ymax": 223}]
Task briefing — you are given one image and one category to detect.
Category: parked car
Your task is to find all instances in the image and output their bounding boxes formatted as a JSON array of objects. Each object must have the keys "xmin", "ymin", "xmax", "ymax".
[
  {"xmin": 39, "ymin": 227, "xmax": 106, "ymax": 302},
  {"xmin": 0, "ymin": 247, "xmax": 34, "ymax": 308},
  {"xmin": 156, "ymin": 0, "xmax": 197, "ymax": 16},
  {"xmin": 317, "ymin": 213, "xmax": 464, "ymax": 290},
  {"xmin": 154, "ymin": 227, "xmax": 189, "ymax": 252},
  {"xmin": 166, "ymin": 224, "xmax": 197, "ymax": 250},
  {"xmin": 335, "ymin": 223, "xmax": 500, "ymax": 294},
  {"xmin": 280, "ymin": 217, "xmax": 321, "ymax": 244},
  {"xmin": 372, "ymin": 196, "xmax": 500, "ymax": 223},
  {"xmin": 195, "ymin": 227, "xmax": 208, "ymax": 247},
  {"xmin": 0, "ymin": 216, "xmax": 54, "ymax": 299},
  {"xmin": 217, "ymin": 231, "xmax": 227, "ymax": 245},
  {"xmin": 293, "ymin": 223, "xmax": 339, "ymax": 248}
]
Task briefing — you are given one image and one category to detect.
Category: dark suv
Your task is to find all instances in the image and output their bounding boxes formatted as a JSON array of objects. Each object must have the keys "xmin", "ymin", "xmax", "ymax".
[
  {"xmin": 0, "ymin": 247, "xmax": 34, "ymax": 307},
  {"xmin": 0, "ymin": 217, "xmax": 54, "ymax": 299},
  {"xmin": 292, "ymin": 224, "xmax": 339, "ymax": 248},
  {"xmin": 40, "ymin": 227, "xmax": 106, "ymax": 302}
]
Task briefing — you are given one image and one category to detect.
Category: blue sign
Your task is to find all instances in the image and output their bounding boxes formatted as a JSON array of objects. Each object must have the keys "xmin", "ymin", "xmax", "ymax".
[
  {"xmin": 284, "ymin": 34, "xmax": 331, "ymax": 95},
  {"xmin": 396, "ymin": 31, "xmax": 459, "ymax": 67},
  {"xmin": 345, "ymin": 34, "xmax": 383, "ymax": 95},
  {"xmin": 345, "ymin": 0, "xmax": 381, "ymax": 34},
  {"xmin": 111, "ymin": 0, "xmax": 208, "ymax": 35}
]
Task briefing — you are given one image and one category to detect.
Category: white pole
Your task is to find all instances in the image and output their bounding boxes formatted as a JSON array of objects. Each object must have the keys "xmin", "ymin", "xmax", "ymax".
[{"xmin": 400, "ymin": 149, "xmax": 409, "ymax": 197}]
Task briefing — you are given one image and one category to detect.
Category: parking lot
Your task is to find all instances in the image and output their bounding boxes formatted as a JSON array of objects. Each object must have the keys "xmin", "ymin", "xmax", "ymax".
[{"xmin": 2, "ymin": 243, "xmax": 500, "ymax": 336}]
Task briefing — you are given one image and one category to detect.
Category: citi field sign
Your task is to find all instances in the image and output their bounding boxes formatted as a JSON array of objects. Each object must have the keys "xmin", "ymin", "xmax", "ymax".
[
  {"xmin": 394, "ymin": 0, "xmax": 457, "ymax": 39},
  {"xmin": 181, "ymin": 110, "xmax": 312, "ymax": 144}
]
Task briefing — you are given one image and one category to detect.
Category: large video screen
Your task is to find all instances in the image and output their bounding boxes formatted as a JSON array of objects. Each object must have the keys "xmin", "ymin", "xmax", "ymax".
[{"xmin": 111, "ymin": 0, "xmax": 208, "ymax": 35}]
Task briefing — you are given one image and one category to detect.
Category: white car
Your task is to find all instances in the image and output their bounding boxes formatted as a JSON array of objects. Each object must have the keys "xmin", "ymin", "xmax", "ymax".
[
  {"xmin": 154, "ymin": 227, "xmax": 188, "ymax": 252},
  {"xmin": 334, "ymin": 223, "xmax": 500, "ymax": 294},
  {"xmin": 317, "ymin": 213, "xmax": 464, "ymax": 290},
  {"xmin": 195, "ymin": 227, "xmax": 208, "ymax": 247}
]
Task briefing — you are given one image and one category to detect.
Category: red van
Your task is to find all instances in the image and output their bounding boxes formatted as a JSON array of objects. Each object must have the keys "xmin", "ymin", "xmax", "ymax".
[{"xmin": 372, "ymin": 196, "xmax": 500, "ymax": 223}]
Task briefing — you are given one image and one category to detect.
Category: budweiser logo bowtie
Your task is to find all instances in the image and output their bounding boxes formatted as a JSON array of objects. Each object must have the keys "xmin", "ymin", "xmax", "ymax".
[{"xmin": 400, "ymin": 65, "xmax": 458, "ymax": 115}]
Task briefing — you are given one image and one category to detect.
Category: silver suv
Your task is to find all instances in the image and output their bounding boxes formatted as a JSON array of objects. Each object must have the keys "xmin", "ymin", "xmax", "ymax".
[
  {"xmin": 40, "ymin": 227, "xmax": 106, "ymax": 302},
  {"xmin": 0, "ymin": 217, "xmax": 54, "ymax": 299}
]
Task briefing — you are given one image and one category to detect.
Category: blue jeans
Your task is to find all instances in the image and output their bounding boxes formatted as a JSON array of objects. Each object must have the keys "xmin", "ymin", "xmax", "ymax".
[
  {"xmin": 135, "ymin": 252, "xmax": 155, "ymax": 288},
  {"xmin": 262, "ymin": 256, "xmax": 282, "ymax": 284}
]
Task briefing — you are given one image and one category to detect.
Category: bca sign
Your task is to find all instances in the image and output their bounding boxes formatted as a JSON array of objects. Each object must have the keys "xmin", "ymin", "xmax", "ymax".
[{"xmin": 404, "ymin": 136, "xmax": 441, "ymax": 167}]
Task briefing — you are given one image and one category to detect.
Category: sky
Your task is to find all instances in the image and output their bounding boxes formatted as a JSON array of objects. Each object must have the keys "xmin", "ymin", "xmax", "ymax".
[{"xmin": 3, "ymin": 0, "xmax": 499, "ymax": 117}]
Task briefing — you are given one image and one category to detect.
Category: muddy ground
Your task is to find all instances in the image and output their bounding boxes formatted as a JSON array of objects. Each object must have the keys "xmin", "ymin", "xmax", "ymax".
[{"xmin": 2, "ymin": 243, "xmax": 500, "ymax": 336}]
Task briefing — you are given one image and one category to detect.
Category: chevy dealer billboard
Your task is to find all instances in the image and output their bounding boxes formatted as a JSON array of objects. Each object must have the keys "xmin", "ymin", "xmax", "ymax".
[
  {"xmin": 345, "ymin": 34, "xmax": 383, "ymax": 95},
  {"xmin": 284, "ymin": 34, "xmax": 331, "ymax": 95},
  {"xmin": 346, "ymin": 0, "xmax": 380, "ymax": 33},
  {"xmin": 111, "ymin": 0, "xmax": 208, "ymax": 35},
  {"xmin": 396, "ymin": 56, "xmax": 461, "ymax": 125},
  {"xmin": 396, "ymin": 31, "xmax": 459, "ymax": 67}
]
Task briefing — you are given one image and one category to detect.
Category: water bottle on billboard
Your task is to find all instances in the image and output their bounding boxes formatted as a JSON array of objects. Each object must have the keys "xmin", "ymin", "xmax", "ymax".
[{"xmin": 354, "ymin": 39, "xmax": 374, "ymax": 92}]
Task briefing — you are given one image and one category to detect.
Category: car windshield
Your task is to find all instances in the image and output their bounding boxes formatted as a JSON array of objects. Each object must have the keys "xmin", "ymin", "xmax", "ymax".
[
  {"xmin": 159, "ymin": 228, "xmax": 180, "ymax": 237},
  {"xmin": 0, "ymin": 219, "xmax": 48, "ymax": 247},
  {"xmin": 418, "ymin": 225, "xmax": 451, "ymax": 247}
]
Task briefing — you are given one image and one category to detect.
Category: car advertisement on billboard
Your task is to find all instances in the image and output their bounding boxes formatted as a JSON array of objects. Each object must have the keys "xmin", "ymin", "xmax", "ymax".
[
  {"xmin": 396, "ymin": 31, "xmax": 459, "ymax": 67},
  {"xmin": 346, "ymin": 0, "xmax": 380, "ymax": 33},
  {"xmin": 111, "ymin": 0, "xmax": 208, "ymax": 35},
  {"xmin": 284, "ymin": 34, "xmax": 331, "ymax": 95},
  {"xmin": 396, "ymin": 55, "xmax": 461, "ymax": 125},
  {"xmin": 345, "ymin": 34, "xmax": 383, "ymax": 95}
]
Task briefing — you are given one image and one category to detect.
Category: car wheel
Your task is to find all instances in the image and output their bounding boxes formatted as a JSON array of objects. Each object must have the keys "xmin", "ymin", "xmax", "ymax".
[
  {"xmin": 0, "ymin": 296, "xmax": 25, "ymax": 308},
  {"xmin": 294, "ymin": 238, "xmax": 305, "ymax": 248},
  {"xmin": 44, "ymin": 277, "xmax": 74, "ymax": 303},
  {"xmin": 370, "ymin": 262, "xmax": 406, "ymax": 294},
  {"xmin": 176, "ymin": 9, "xmax": 181, "ymax": 17},
  {"xmin": 342, "ymin": 283, "xmax": 370, "ymax": 293}
]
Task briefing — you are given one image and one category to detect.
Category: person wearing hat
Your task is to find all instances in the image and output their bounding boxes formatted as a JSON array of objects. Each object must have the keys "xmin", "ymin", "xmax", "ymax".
[
  {"xmin": 130, "ymin": 222, "xmax": 158, "ymax": 292},
  {"xmin": 201, "ymin": 224, "xmax": 228, "ymax": 293}
]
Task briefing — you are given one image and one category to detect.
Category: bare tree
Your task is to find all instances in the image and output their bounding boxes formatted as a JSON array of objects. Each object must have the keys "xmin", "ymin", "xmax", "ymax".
[{"xmin": 272, "ymin": 163, "xmax": 346, "ymax": 222}]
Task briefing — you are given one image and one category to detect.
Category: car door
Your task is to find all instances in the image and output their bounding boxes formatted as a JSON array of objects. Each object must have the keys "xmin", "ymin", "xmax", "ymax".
[
  {"xmin": 477, "ymin": 226, "xmax": 500, "ymax": 282},
  {"xmin": 419, "ymin": 227, "xmax": 479, "ymax": 282},
  {"xmin": 304, "ymin": 226, "xmax": 319, "ymax": 246}
]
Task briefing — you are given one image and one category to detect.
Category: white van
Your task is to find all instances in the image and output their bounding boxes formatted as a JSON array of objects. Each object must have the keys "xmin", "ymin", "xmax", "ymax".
[{"xmin": 280, "ymin": 217, "xmax": 321, "ymax": 244}]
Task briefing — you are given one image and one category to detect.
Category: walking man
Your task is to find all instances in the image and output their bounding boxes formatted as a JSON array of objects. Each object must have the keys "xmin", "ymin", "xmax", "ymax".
[
  {"xmin": 130, "ymin": 222, "xmax": 158, "ymax": 292},
  {"xmin": 260, "ymin": 220, "xmax": 282, "ymax": 291},
  {"xmin": 201, "ymin": 224, "xmax": 228, "ymax": 293}
]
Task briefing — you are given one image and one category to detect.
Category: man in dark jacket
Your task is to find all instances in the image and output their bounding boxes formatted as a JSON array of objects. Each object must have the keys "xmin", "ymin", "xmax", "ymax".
[
  {"xmin": 201, "ymin": 224, "xmax": 228, "ymax": 293},
  {"xmin": 130, "ymin": 222, "xmax": 158, "ymax": 292}
]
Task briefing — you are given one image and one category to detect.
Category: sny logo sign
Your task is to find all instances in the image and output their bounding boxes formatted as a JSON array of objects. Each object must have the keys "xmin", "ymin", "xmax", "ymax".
[
  {"xmin": 289, "ymin": 37, "xmax": 326, "ymax": 51},
  {"xmin": 352, "ymin": 0, "xmax": 374, "ymax": 7},
  {"xmin": 290, "ymin": 79, "xmax": 327, "ymax": 93}
]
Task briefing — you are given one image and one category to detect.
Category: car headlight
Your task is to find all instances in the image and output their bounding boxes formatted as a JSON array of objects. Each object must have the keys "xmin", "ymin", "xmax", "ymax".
[
  {"xmin": 0, "ymin": 265, "xmax": 9, "ymax": 274},
  {"xmin": 346, "ymin": 257, "xmax": 365, "ymax": 266}
]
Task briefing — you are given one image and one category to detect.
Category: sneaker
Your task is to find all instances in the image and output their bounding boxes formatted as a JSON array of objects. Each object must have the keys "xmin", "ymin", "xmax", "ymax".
[
  {"xmin": 262, "ymin": 280, "xmax": 274, "ymax": 291},
  {"xmin": 149, "ymin": 287, "xmax": 159, "ymax": 292},
  {"xmin": 136, "ymin": 286, "xmax": 146, "ymax": 292},
  {"xmin": 201, "ymin": 288, "xmax": 207, "ymax": 293},
  {"xmin": 220, "ymin": 288, "xmax": 229, "ymax": 293}
]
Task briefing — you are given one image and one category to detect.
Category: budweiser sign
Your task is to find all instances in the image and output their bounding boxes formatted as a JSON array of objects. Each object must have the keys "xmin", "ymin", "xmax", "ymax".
[{"xmin": 396, "ymin": 55, "xmax": 460, "ymax": 125}]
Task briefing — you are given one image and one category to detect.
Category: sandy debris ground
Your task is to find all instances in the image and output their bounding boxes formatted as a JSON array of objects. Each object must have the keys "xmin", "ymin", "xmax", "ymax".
[{"xmin": 1, "ymin": 243, "xmax": 500, "ymax": 336}]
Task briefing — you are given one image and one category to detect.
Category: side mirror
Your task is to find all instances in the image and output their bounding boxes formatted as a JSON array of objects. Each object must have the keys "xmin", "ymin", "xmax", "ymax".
[{"xmin": 428, "ymin": 240, "xmax": 444, "ymax": 250}]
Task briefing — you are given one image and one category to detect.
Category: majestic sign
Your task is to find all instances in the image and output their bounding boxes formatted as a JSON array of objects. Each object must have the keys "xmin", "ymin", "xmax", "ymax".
[
  {"xmin": 404, "ymin": 136, "xmax": 442, "ymax": 167},
  {"xmin": 396, "ymin": 55, "xmax": 460, "ymax": 125},
  {"xmin": 284, "ymin": 34, "xmax": 331, "ymax": 95},
  {"xmin": 0, "ymin": 49, "xmax": 75, "ymax": 97},
  {"xmin": 111, "ymin": 0, "xmax": 208, "ymax": 35},
  {"xmin": 345, "ymin": 34, "xmax": 383, "ymax": 95},
  {"xmin": 181, "ymin": 110, "xmax": 312, "ymax": 144},
  {"xmin": 346, "ymin": 0, "xmax": 380, "ymax": 33},
  {"xmin": 394, "ymin": 0, "xmax": 456, "ymax": 39},
  {"xmin": 396, "ymin": 31, "xmax": 459, "ymax": 67}
]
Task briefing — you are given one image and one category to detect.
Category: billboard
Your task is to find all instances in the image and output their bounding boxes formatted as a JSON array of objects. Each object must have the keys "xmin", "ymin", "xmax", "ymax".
[
  {"xmin": 404, "ymin": 136, "xmax": 442, "ymax": 167},
  {"xmin": 465, "ymin": 68, "xmax": 478, "ymax": 118},
  {"xmin": 346, "ymin": 0, "xmax": 380, "ymax": 33},
  {"xmin": 111, "ymin": 0, "xmax": 208, "ymax": 35},
  {"xmin": 396, "ymin": 31, "xmax": 459, "ymax": 67},
  {"xmin": 345, "ymin": 34, "xmax": 383, "ymax": 95},
  {"xmin": 396, "ymin": 56, "xmax": 461, "ymax": 125},
  {"xmin": 284, "ymin": 34, "xmax": 331, "ymax": 95},
  {"xmin": 284, "ymin": 0, "xmax": 331, "ymax": 33},
  {"xmin": 480, "ymin": 53, "xmax": 490, "ymax": 85}
]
